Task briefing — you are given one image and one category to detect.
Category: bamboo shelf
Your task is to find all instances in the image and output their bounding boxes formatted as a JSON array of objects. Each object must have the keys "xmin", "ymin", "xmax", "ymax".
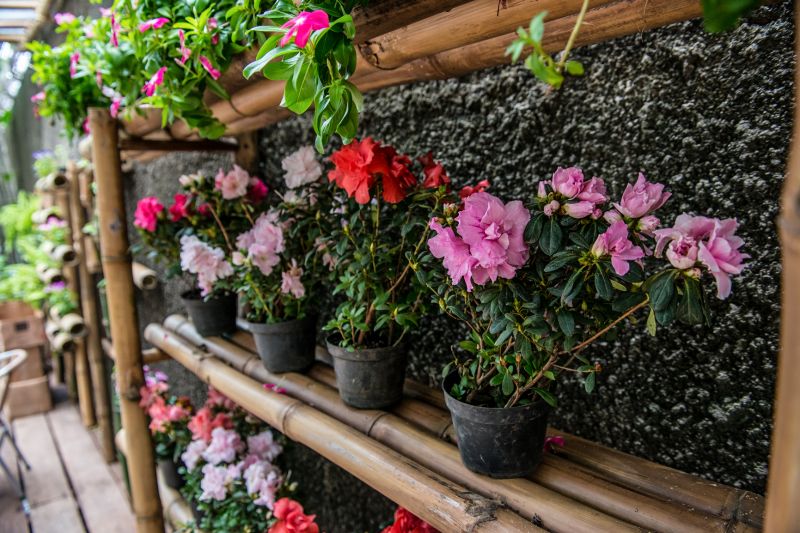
[{"xmin": 145, "ymin": 315, "xmax": 764, "ymax": 533}]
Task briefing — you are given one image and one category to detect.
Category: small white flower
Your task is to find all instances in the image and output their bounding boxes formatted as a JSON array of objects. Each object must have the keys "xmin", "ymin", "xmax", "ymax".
[{"xmin": 281, "ymin": 146, "xmax": 322, "ymax": 189}]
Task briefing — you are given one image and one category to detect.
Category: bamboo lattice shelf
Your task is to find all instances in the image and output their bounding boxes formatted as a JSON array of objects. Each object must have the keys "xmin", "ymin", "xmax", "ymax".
[{"xmin": 144, "ymin": 315, "xmax": 765, "ymax": 533}]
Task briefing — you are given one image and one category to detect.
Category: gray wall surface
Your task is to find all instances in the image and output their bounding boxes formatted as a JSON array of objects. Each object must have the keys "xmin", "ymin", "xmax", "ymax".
[{"xmin": 119, "ymin": 2, "xmax": 791, "ymax": 531}]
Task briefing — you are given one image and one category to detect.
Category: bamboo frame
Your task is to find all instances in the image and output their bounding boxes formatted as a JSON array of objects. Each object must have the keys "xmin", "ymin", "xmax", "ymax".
[
  {"xmin": 764, "ymin": 6, "xmax": 800, "ymax": 529},
  {"xmin": 166, "ymin": 316, "xmax": 763, "ymax": 533},
  {"xmin": 68, "ymin": 161, "xmax": 116, "ymax": 463},
  {"xmin": 143, "ymin": 324, "xmax": 541, "ymax": 533},
  {"xmin": 90, "ymin": 107, "xmax": 164, "ymax": 533}
]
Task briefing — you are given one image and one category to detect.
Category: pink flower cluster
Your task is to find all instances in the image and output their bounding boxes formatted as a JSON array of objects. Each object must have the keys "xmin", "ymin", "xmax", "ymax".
[
  {"xmin": 236, "ymin": 211, "xmax": 285, "ymax": 276},
  {"xmin": 281, "ymin": 259, "xmax": 305, "ymax": 298},
  {"xmin": 139, "ymin": 368, "xmax": 190, "ymax": 434},
  {"xmin": 188, "ymin": 405, "xmax": 232, "ymax": 443},
  {"xmin": 590, "ymin": 221, "xmax": 645, "ymax": 276},
  {"xmin": 142, "ymin": 67, "xmax": 167, "ymax": 97},
  {"xmin": 428, "ymin": 192, "xmax": 530, "ymax": 291},
  {"xmin": 134, "ymin": 197, "xmax": 164, "ymax": 232},
  {"xmin": 179, "ymin": 235, "xmax": 234, "ymax": 296},
  {"xmin": 203, "ymin": 427, "xmax": 244, "ymax": 465},
  {"xmin": 654, "ymin": 215, "xmax": 747, "ymax": 299},
  {"xmin": 215, "ymin": 165, "xmax": 251, "ymax": 199},
  {"xmin": 537, "ymin": 167, "xmax": 608, "ymax": 219}
]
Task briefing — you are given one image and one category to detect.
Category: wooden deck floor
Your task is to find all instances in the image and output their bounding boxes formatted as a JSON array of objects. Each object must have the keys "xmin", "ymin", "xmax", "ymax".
[{"xmin": 0, "ymin": 395, "xmax": 136, "ymax": 533}]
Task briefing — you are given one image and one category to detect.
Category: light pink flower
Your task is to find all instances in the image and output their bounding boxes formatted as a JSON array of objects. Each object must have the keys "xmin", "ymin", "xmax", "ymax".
[
  {"xmin": 237, "ymin": 211, "xmax": 285, "ymax": 276},
  {"xmin": 563, "ymin": 200, "xmax": 595, "ymax": 219},
  {"xmin": 31, "ymin": 91, "xmax": 45, "ymax": 103},
  {"xmin": 200, "ymin": 464, "xmax": 230, "ymax": 501},
  {"xmin": 110, "ymin": 97, "xmax": 122, "ymax": 118},
  {"xmin": 141, "ymin": 67, "xmax": 167, "ymax": 97},
  {"xmin": 100, "ymin": 7, "xmax": 111, "ymax": 17},
  {"xmin": 280, "ymin": 259, "xmax": 305, "ymax": 298},
  {"xmin": 139, "ymin": 17, "xmax": 170, "ymax": 32},
  {"xmin": 134, "ymin": 197, "xmax": 163, "ymax": 232},
  {"xmin": 543, "ymin": 200, "xmax": 560, "ymax": 217},
  {"xmin": 181, "ymin": 439, "xmax": 208, "ymax": 471},
  {"xmin": 578, "ymin": 176, "xmax": 608, "ymax": 204},
  {"xmin": 591, "ymin": 220, "xmax": 645, "ymax": 276},
  {"xmin": 95, "ymin": 69, "xmax": 103, "ymax": 87},
  {"xmin": 282, "ymin": 146, "xmax": 322, "ymax": 188},
  {"xmin": 428, "ymin": 220, "xmax": 477, "ymax": 291},
  {"xmin": 180, "ymin": 235, "xmax": 234, "ymax": 296},
  {"xmin": 176, "ymin": 30, "xmax": 191, "ymax": 65},
  {"xmin": 54, "ymin": 12, "xmax": 75, "ymax": 25},
  {"xmin": 206, "ymin": 387, "xmax": 237, "ymax": 410},
  {"xmin": 69, "ymin": 52, "xmax": 80, "ymax": 78},
  {"xmin": 537, "ymin": 181, "xmax": 548, "ymax": 198},
  {"xmin": 247, "ymin": 430, "xmax": 283, "ymax": 462},
  {"xmin": 638, "ymin": 215, "xmax": 660, "ymax": 236},
  {"xmin": 110, "ymin": 13, "xmax": 120, "ymax": 47},
  {"xmin": 280, "ymin": 10, "xmax": 330, "ymax": 48},
  {"xmin": 202, "ymin": 427, "xmax": 244, "ymax": 465},
  {"xmin": 614, "ymin": 173, "xmax": 671, "ymax": 219},
  {"xmin": 243, "ymin": 461, "xmax": 281, "ymax": 509},
  {"xmin": 551, "ymin": 167, "xmax": 585, "ymax": 198},
  {"xmin": 215, "ymin": 164, "xmax": 250, "ymax": 199},
  {"xmin": 199, "ymin": 56, "xmax": 221, "ymax": 80}
]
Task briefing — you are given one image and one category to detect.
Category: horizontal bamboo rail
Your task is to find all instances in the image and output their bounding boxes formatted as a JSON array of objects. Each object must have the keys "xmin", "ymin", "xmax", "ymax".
[
  {"xmin": 166, "ymin": 316, "xmax": 763, "ymax": 532},
  {"xmin": 144, "ymin": 323, "xmax": 542, "ymax": 533},
  {"xmin": 101, "ymin": 338, "xmax": 169, "ymax": 365},
  {"xmin": 115, "ymin": 430, "xmax": 202, "ymax": 532}
]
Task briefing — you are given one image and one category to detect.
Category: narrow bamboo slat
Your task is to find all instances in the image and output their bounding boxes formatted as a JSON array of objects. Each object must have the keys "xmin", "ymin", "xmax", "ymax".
[
  {"xmin": 100, "ymin": 337, "xmax": 169, "ymax": 365},
  {"xmin": 765, "ymin": 7, "xmax": 800, "ymax": 529},
  {"xmin": 90, "ymin": 107, "xmax": 164, "ymax": 533},
  {"xmin": 144, "ymin": 323, "xmax": 543, "ymax": 533},
  {"xmin": 166, "ymin": 316, "xmax": 763, "ymax": 533}
]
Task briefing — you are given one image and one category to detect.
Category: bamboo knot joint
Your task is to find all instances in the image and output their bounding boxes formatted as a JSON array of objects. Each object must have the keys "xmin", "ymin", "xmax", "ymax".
[{"xmin": 124, "ymin": 385, "xmax": 142, "ymax": 402}]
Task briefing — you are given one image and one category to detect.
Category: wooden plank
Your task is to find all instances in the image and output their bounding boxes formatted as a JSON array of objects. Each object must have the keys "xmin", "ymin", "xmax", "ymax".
[
  {"xmin": 13, "ymin": 413, "xmax": 71, "ymax": 507},
  {"xmin": 47, "ymin": 405, "xmax": 135, "ymax": 533},
  {"xmin": 29, "ymin": 498, "xmax": 85, "ymax": 533},
  {"xmin": 0, "ymin": 417, "xmax": 27, "ymax": 533}
]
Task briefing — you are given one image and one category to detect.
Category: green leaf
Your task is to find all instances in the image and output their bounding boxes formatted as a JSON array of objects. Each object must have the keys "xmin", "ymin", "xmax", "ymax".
[
  {"xmin": 502, "ymin": 373, "xmax": 514, "ymax": 396},
  {"xmin": 529, "ymin": 11, "xmax": 547, "ymax": 43},
  {"xmin": 648, "ymin": 272, "xmax": 675, "ymax": 311},
  {"xmin": 524, "ymin": 214, "xmax": 544, "ymax": 242},
  {"xmin": 646, "ymin": 308, "xmax": 657, "ymax": 336},
  {"xmin": 544, "ymin": 252, "xmax": 574, "ymax": 272},
  {"xmin": 594, "ymin": 268, "xmax": 612, "ymax": 300},
  {"xmin": 584, "ymin": 372, "xmax": 596, "ymax": 393},
  {"xmin": 540, "ymin": 217, "xmax": 562, "ymax": 256},
  {"xmin": 533, "ymin": 387, "xmax": 557, "ymax": 407},
  {"xmin": 556, "ymin": 310, "xmax": 575, "ymax": 337},
  {"xmin": 677, "ymin": 277, "xmax": 704, "ymax": 325},
  {"xmin": 565, "ymin": 60, "xmax": 584, "ymax": 76},
  {"xmin": 701, "ymin": 0, "xmax": 760, "ymax": 33}
]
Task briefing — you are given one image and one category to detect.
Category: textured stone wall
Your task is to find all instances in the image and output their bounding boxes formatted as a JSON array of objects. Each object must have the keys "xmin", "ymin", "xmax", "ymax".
[{"xmin": 127, "ymin": 3, "xmax": 793, "ymax": 530}]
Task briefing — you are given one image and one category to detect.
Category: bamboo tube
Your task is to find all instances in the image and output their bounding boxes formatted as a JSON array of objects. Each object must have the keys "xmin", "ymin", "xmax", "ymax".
[
  {"xmin": 45, "ymin": 321, "xmax": 61, "ymax": 339},
  {"xmin": 223, "ymin": 323, "xmax": 764, "ymax": 530},
  {"xmin": 765, "ymin": 7, "xmax": 800, "ymax": 530},
  {"xmin": 31, "ymin": 208, "xmax": 57, "ymax": 225},
  {"xmin": 51, "ymin": 244, "xmax": 79, "ymax": 266},
  {"xmin": 51, "ymin": 331, "xmax": 77, "ymax": 353},
  {"xmin": 59, "ymin": 313, "xmax": 87, "ymax": 338},
  {"xmin": 115, "ymin": 430, "xmax": 203, "ymax": 532},
  {"xmin": 101, "ymin": 338, "xmax": 170, "ymax": 365},
  {"xmin": 84, "ymin": 236, "xmax": 101, "ymax": 274},
  {"xmin": 40, "ymin": 268, "xmax": 64, "ymax": 285},
  {"xmin": 132, "ymin": 262, "xmax": 158, "ymax": 291},
  {"xmin": 79, "ymin": 136, "xmax": 93, "ymax": 161},
  {"xmin": 43, "ymin": 171, "xmax": 68, "ymax": 190},
  {"xmin": 145, "ymin": 323, "xmax": 542, "ymax": 533},
  {"xmin": 352, "ymin": 0, "xmax": 472, "ymax": 42},
  {"xmin": 90, "ymin": 107, "xmax": 164, "ymax": 533},
  {"xmin": 78, "ymin": 167, "xmax": 93, "ymax": 209},
  {"xmin": 69, "ymin": 162, "xmax": 116, "ymax": 463}
]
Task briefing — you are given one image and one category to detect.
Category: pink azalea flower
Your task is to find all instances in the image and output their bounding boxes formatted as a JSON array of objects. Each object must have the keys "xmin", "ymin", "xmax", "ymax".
[
  {"xmin": 95, "ymin": 69, "xmax": 103, "ymax": 87},
  {"xmin": 591, "ymin": 220, "xmax": 645, "ymax": 276},
  {"xmin": 578, "ymin": 176, "xmax": 608, "ymax": 204},
  {"xmin": 110, "ymin": 97, "xmax": 122, "ymax": 118},
  {"xmin": 54, "ymin": 12, "xmax": 75, "ymax": 25},
  {"xmin": 206, "ymin": 387, "xmax": 237, "ymax": 410},
  {"xmin": 202, "ymin": 427, "xmax": 244, "ymax": 465},
  {"xmin": 562, "ymin": 200, "xmax": 595, "ymax": 219},
  {"xmin": 180, "ymin": 235, "xmax": 234, "ymax": 296},
  {"xmin": 141, "ymin": 67, "xmax": 167, "ymax": 97},
  {"xmin": 200, "ymin": 464, "xmax": 230, "ymax": 501},
  {"xmin": 176, "ymin": 30, "xmax": 191, "ymax": 65},
  {"xmin": 236, "ymin": 211, "xmax": 285, "ymax": 276},
  {"xmin": 168, "ymin": 193, "xmax": 190, "ymax": 221},
  {"xmin": 614, "ymin": 173, "xmax": 671, "ymax": 219},
  {"xmin": 139, "ymin": 17, "xmax": 170, "ymax": 32},
  {"xmin": 215, "ymin": 164, "xmax": 250, "ymax": 199},
  {"xmin": 551, "ymin": 167, "xmax": 585, "ymax": 198},
  {"xmin": 282, "ymin": 146, "xmax": 322, "ymax": 188},
  {"xmin": 428, "ymin": 219, "xmax": 477, "ymax": 291},
  {"xmin": 134, "ymin": 196, "xmax": 163, "ymax": 232},
  {"xmin": 181, "ymin": 439, "xmax": 208, "ymax": 471},
  {"xmin": 110, "ymin": 13, "xmax": 120, "ymax": 47},
  {"xmin": 280, "ymin": 10, "xmax": 330, "ymax": 49},
  {"xmin": 243, "ymin": 461, "xmax": 281, "ymax": 509},
  {"xmin": 543, "ymin": 200, "xmax": 560, "ymax": 217},
  {"xmin": 280, "ymin": 259, "xmax": 305, "ymax": 298},
  {"xmin": 247, "ymin": 430, "xmax": 283, "ymax": 462},
  {"xmin": 199, "ymin": 55, "xmax": 221, "ymax": 80},
  {"xmin": 30, "ymin": 91, "xmax": 45, "ymax": 103},
  {"xmin": 637, "ymin": 215, "xmax": 660, "ymax": 236},
  {"xmin": 69, "ymin": 52, "xmax": 80, "ymax": 78}
]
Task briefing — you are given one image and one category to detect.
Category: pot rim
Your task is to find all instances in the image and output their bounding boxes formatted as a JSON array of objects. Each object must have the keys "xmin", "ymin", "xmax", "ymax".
[
  {"xmin": 324, "ymin": 333, "xmax": 406, "ymax": 355},
  {"xmin": 180, "ymin": 289, "xmax": 236, "ymax": 302},
  {"xmin": 244, "ymin": 313, "xmax": 318, "ymax": 333},
  {"xmin": 442, "ymin": 370, "xmax": 550, "ymax": 414}
]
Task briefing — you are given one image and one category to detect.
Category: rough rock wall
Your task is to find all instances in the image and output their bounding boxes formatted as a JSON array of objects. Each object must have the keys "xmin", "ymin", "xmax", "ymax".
[{"xmin": 128, "ymin": 3, "xmax": 793, "ymax": 530}]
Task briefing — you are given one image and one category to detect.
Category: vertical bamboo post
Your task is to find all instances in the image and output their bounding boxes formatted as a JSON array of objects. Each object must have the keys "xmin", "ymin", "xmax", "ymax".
[
  {"xmin": 234, "ymin": 132, "xmax": 259, "ymax": 174},
  {"xmin": 90, "ymin": 108, "xmax": 164, "ymax": 533},
  {"xmin": 68, "ymin": 161, "xmax": 116, "ymax": 462},
  {"xmin": 765, "ymin": 9, "xmax": 800, "ymax": 528}
]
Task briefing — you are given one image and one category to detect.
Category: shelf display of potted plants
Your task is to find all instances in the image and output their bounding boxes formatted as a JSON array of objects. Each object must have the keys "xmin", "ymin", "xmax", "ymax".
[
  {"xmin": 321, "ymin": 139, "xmax": 452, "ymax": 409},
  {"xmin": 421, "ymin": 167, "xmax": 747, "ymax": 478},
  {"xmin": 233, "ymin": 146, "xmax": 332, "ymax": 374}
]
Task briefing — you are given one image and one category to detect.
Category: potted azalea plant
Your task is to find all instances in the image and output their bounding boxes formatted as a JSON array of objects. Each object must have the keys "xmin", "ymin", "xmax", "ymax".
[
  {"xmin": 233, "ymin": 146, "xmax": 331, "ymax": 373},
  {"xmin": 321, "ymin": 138, "xmax": 452, "ymax": 409},
  {"xmin": 134, "ymin": 165, "xmax": 269, "ymax": 336},
  {"xmin": 422, "ymin": 167, "xmax": 747, "ymax": 478}
]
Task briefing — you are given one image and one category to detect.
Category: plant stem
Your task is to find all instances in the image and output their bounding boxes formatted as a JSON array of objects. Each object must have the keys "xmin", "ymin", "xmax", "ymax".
[
  {"xmin": 207, "ymin": 203, "xmax": 234, "ymax": 253},
  {"xmin": 556, "ymin": 0, "xmax": 590, "ymax": 70}
]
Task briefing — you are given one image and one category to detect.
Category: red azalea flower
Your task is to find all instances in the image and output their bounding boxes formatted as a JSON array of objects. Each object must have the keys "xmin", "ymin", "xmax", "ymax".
[
  {"xmin": 134, "ymin": 196, "xmax": 164, "ymax": 232},
  {"xmin": 328, "ymin": 138, "xmax": 416, "ymax": 204},
  {"xmin": 168, "ymin": 193, "xmax": 190, "ymax": 221},
  {"xmin": 381, "ymin": 507, "xmax": 439, "ymax": 533},
  {"xmin": 458, "ymin": 179, "xmax": 490, "ymax": 200},
  {"xmin": 383, "ymin": 149, "xmax": 417, "ymax": 203},
  {"xmin": 197, "ymin": 203, "xmax": 211, "ymax": 217},
  {"xmin": 269, "ymin": 498, "xmax": 319, "ymax": 533},
  {"xmin": 418, "ymin": 152, "xmax": 450, "ymax": 190},
  {"xmin": 247, "ymin": 177, "xmax": 268, "ymax": 203}
]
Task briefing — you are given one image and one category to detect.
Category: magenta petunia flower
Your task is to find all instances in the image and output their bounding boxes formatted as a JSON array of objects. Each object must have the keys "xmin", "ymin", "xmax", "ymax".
[
  {"xmin": 138, "ymin": 17, "xmax": 170, "ymax": 32},
  {"xmin": 30, "ymin": 91, "xmax": 45, "ymax": 103},
  {"xmin": 280, "ymin": 10, "xmax": 330, "ymax": 49},
  {"xmin": 199, "ymin": 56, "xmax": 221, "ymax": 80},
  {"xmin": 109, "ymin": 96, "xmax": 122, "ymax": 118},
  {"xmin": 176, "ymin": 30, "xmax": 191, "ymax": 65},
  {"xmin": 69, "ymin": 52, "xmax": 80, "ymax": 78},
  {"xmin": 141, "ymin": 67, "xmax": 167, "ymax": 97},
  {"xmin": 110, "ymin": 13, "xmax": 120, "ymax": 47},
  {"xmin": 614, "ymin": 173, "xmax": 671, "ymax": 219},
  {"xmin": 591, "ymin": 220, "xmax": 645, "ymax": 276},
  {"xmin": 54, "ymin": 12, "xmax": 75, "ymax": 25}
]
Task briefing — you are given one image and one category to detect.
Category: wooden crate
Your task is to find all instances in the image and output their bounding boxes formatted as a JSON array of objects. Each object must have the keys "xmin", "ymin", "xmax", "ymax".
[
  {"xmin": 0, "ymin": 301, "xmax": 46, "ymax": 351},
  {"xmin": 4, "ymin": 376, "xmax": 52, "ymax": 420},
  {"xmin": 10, "ymin": 346, "xmax": 45, "ymax": 382}
]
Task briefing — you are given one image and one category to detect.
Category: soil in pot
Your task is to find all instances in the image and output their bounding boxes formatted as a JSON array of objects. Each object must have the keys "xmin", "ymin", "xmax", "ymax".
[
  {"xmin": 158, "ymin": 458, "xmax": 184, "ymax": 490},
  {"xmin": 443, "ymin": 372, "xmax": 550, "ymax": 478},
  {"xmin": 247, "ymin": 315, "xmax": 317, "ymax": 374},
  {"xmin": 326, "ymin": 336, "xmax": 407, "ymax": 409},
  {"xmin": 181, "ymin": 290, "xmax": 237, "ymax": 337}
]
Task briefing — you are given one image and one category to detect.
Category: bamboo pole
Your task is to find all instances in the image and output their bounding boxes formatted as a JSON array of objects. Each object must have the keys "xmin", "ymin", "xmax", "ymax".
[
  {"xmin": 764, "ymin": 6, "xmax": 800, "ymax": 529},
  {"xmin": 145, "ymin": 324, "xmax": 542, "ymax": 533},
  {"xmin": 132, "ymin": 262, "xmax": 158, "ymax": 291},
  {"xmin": 101, "ymin": 338, "xmax": 169, "ymax": 365},
  {"xmin": 69, "ymin": 162, "xmax": 116, "ymax": 463},
  {"xmin": 166, "ymin": 317, "xmax": 758, "ymax": 533},
  {"xmin": 90, "ymin": 107, "xmax": 164, "ymax": 533}
]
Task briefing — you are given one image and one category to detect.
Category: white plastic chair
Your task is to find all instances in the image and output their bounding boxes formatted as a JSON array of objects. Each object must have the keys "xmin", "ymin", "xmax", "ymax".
[{"xmin": 0, "ymin": 349, "xmax": 31, "ymax": 505}]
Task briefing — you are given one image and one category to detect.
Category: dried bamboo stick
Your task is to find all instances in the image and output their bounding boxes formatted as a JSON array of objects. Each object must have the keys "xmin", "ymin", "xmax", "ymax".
[
  {"xmin": 222, "ymin": 323, "xmax": 764, "ymax": 530},
  {"xmin": 765, "ymin": 6, "xmax": 800, "ymax": 528},
  {"xmin": 146, "ymin": 323, "xmax": 542, "ymax": 533},
  {"xmin": 69, "ymin": 161, "xmax": 116, "ymax": 463},
  {"xmin": 132, "ymin": 262, "xmax": 158, "ymax": 291},
  {"xmin": 90, "ymin": 107, "xmax": 164, "ymax": 533},
  {"xmin": 84, "ymin": 236, "xmax": 101, "ymax": 274}
]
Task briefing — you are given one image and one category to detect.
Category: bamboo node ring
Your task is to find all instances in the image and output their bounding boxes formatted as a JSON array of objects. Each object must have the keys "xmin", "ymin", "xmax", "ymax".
[
  {"xmin": 124, "ymin": 385, "xmax": 142, "ymax": 402},
  {"xmin": 100, "ymin": 253, "xmax": 133, "ymax": 264}
]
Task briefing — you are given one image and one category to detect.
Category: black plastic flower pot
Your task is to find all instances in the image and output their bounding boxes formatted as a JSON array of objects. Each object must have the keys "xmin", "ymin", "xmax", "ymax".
[
  {"xmin": 326, "ymin": 336, "xmax": 407, "ymax": 409},
  {"xmin": 246, "ymin": 315, "xmax": 318, "ymax": 374},
  {"xmin": 443, "ymin": 372, "xmax": 550, "ymax": 478},
  {"xmin": 157, "ymin": 458, "xmax": 184, "ymax": 490},
  {"xmin": 180, "ymin": 290, "xmax": 237, "ymax": 337}
]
